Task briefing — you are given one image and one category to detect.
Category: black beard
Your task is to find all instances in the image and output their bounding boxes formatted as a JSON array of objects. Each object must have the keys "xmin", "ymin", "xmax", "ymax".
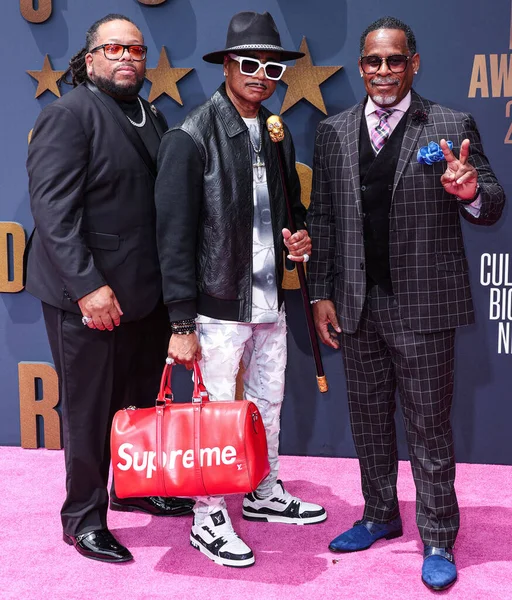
[{"xmin": 92, "ymin": 73, "xmax": 144, "ymax": 98}]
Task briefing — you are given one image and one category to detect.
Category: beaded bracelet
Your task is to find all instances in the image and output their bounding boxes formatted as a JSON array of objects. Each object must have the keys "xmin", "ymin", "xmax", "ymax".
[{"xmin": 171, "ymin": 318, "xmax": 196, "ymax": 335}]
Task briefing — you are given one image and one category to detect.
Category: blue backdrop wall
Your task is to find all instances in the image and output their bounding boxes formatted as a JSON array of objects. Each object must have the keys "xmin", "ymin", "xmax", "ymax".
[{"xmin": 1, "ymin": 0, "xmax": 511, "ymax": 464}]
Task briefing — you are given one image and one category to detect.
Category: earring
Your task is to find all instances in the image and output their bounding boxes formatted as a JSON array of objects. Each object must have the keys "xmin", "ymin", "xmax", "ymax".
[{"xmin": 414, "ymin": 71, "xmax": 418, "ymax": 74}]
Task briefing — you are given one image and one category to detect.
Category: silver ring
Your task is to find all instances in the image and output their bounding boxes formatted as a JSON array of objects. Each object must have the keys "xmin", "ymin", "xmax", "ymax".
[
  {"xmin": 81, "ymin": 316, "xmax": 92, "ymax": 326},
  {"xmin": 303, "ymin": 254, "xmax": 310, "ymax": 263}
]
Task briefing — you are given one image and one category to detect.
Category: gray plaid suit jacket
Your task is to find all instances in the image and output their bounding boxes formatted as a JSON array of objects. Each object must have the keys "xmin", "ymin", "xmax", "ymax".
[{"xmin": 307, "ymin": 90, "xmax": 505, "ymax": 334}]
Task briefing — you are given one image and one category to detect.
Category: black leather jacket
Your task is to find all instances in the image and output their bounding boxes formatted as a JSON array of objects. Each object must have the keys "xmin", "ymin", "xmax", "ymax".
[{"xmin": 155, "ymin": 83, "xmax": 306, "ymax": 322}]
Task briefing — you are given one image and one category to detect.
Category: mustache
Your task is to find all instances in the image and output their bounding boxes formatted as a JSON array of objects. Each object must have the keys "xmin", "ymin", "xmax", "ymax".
[
  {"xmin": 246, "ymin": 82, "xmax": 267, "ymax": 90},
  {"xmin": 370, "ymin": 77, "xmax": 400, "ymax": 86},
  {"xmin": 114, "ymin": 64, "xmax": 137, "ymax": 73}
]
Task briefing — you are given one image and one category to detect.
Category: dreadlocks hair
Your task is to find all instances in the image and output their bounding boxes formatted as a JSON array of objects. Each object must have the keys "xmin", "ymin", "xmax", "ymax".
[
  {"xmin": 64, "ymin": 13, "xmax": 139, "ymax": 87},
  {"xmin": 359, "ymin": 16, "xmax": 417, "ymax": 57}
]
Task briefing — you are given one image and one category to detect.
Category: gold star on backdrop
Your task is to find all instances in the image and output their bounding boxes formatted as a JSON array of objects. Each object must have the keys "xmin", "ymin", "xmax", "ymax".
[
  {"xmin": 27, "ymin": 55, "xmax": 65, "ymax": 98},
  {"xmin": 146, "ymin": 47, "xmax": 193, "ymax": 104},
  {"xmin": 280, "ymin": 38, "xmax": 342, "ymax": 114}
]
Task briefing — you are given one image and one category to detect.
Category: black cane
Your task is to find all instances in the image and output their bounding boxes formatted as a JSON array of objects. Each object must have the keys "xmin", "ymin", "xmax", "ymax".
[{"xmin": 266, "ymin": 115, "xmax": 328, "ymax": 393}]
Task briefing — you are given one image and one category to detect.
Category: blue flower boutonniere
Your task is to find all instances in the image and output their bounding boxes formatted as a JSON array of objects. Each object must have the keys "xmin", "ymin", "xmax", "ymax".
[{"xmin": 417, "ymin": 140, "xmax": 453, "ymax": 165}]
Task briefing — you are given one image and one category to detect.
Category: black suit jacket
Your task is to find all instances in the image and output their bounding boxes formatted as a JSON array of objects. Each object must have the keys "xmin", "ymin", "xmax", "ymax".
[
  {"xmin": 25, "ymin": 83, "xmax": 168, "ymax": 322},
  {"xmin": 307, "ymin": 90, "xmax": 505, "ymax": 334}
]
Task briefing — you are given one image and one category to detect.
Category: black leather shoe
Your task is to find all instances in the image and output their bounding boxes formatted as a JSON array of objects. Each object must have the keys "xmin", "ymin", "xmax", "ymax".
[
  {"xmin": 63, "ymin": 529, "xmax": 133, "ymax": 563},
  {"xmin": 110, "ymin": 495, "xmax": 195, "ymax": 516}
]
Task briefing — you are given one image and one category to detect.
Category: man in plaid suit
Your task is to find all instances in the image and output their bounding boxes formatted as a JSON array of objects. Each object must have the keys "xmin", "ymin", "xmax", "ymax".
[{"xmin": 307, "ymin": 16, "xmax": 505, "ymax": 591}]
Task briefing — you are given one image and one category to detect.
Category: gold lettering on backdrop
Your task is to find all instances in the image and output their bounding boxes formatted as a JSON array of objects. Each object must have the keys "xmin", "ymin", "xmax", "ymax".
[
  {"xmin": 20, "ymin": 0, "xmax": 52, "ymax": 23},
  {"xmin": 505, "ymin": 102, "xmax": 512, "ymax": 143},
  {"xmin": 466, "ymin": 54, "xmax": 512, "ymax": 98},
  {"xmin": 504, "ymin": 122, "xmax": 512, "ymax": 144},
  {"xmin": 490, "ymin": 54, "xmax": 512, "ymax": 97},
  {"xmin": 0, "ymin": 222, "xmax": 25, "ymax": 293},
  {"xmin": 282, "ymin": 163, "xmax": 312, "ymax": 290},
  {"xmin": 19, "ymin": 362, "xmax": 61, "ymax": 449},
  {"xmin": 468, "ymin": 55, "xmax": 489, "ymax": 98},
  {"xmin": 468, "ymin": 7, "xmax": 512, "ymax": 144}
]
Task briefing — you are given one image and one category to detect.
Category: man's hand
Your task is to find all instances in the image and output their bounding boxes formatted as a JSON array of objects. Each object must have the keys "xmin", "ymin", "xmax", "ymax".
[
  {"xmin": 168, "ymin": 332, "xmax": 202, "ymax": 370},
  {"xmin": 283, "ymin": 228, "xmax": 312, "ymax": 262},
  {"xmin": 440, "ymin": 138, "xmax": 478, "ymax": 200},
  {"xmin": 313, "ymin": 300, "xmax": 341, "ymax": 349},
  {"xmin": 78, "ymin": 285, "xmax": 123, "ymax": 331}
]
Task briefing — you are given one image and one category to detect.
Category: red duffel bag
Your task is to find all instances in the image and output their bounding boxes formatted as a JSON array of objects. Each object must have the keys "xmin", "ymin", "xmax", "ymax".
[{"xmin": 111, "ymin": 359, "xmax": 270, "ymax": 498}]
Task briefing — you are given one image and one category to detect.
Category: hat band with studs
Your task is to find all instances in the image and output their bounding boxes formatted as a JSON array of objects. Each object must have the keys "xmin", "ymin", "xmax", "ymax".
[{"xmin": 226, "ymin": 44, "xmax": 285, "ymax": 52}]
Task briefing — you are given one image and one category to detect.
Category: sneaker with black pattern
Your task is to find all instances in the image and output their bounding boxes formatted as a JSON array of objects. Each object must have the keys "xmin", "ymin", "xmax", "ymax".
[
  {"xmin": 242, "ymin": 480, "xmax": 327, "ymax": 524},
  {"xmin": 190, "ymin": 508, "xmax": 254, "ymax": 567}
]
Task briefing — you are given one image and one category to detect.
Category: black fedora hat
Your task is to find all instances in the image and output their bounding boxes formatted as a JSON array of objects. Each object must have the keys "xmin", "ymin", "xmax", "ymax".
[{"xmin": 203, "ymin": 11, "xmax": 304, "ymax": 64}]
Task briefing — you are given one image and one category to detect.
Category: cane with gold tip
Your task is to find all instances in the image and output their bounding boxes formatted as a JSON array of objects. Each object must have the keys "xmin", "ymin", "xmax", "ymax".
[{"xmin": 266, "ymin": 115, "xmax": 328, "ymax": 393}]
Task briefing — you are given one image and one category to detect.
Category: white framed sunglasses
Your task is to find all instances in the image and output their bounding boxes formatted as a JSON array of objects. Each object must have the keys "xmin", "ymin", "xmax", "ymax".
[{"xmin": 228, "ymin": 53, "xmax": 287, "ymax": 81}]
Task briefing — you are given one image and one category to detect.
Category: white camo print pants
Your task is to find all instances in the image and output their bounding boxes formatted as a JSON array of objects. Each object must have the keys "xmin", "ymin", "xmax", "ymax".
[{"xmin": 193, "ymin": 309, "xmax": 287, "ymax": 522}]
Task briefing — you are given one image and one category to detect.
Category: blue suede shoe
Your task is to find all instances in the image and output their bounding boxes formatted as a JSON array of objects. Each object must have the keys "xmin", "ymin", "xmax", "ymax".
[
  {"xmin": 328, "ymin": 517, "xmax": 403, "ymax": 552},
  {"xmin": 421, "ymin": 546, "xmax": 457, "ymax": 591}
]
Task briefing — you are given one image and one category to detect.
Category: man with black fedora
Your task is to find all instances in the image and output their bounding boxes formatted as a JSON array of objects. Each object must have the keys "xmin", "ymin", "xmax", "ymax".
[{"xmin": 155, "ymin": 11, "xmax": 327, "ymax": 567}]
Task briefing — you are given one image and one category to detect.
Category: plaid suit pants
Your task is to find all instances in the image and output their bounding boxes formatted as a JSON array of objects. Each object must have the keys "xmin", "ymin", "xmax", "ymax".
[{"xmin": 340, "ymin": 284, "xmax": 459, "ymax": 547}]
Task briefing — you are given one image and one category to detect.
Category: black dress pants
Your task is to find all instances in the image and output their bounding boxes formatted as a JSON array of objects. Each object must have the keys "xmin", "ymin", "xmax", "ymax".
[{"xmin": 42, "ymin": 301, "xmax": 170, "ymax": 536}]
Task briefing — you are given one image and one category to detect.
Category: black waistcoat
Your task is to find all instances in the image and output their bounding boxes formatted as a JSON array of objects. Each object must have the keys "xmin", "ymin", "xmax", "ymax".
[{"xmin": 359, "ymin": 110, "xmax": 408, "ymax": 294}]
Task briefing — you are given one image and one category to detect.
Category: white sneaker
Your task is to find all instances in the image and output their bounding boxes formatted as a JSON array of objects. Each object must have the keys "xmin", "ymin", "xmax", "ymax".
[
  {"xmin": 190, "ymin": 508, "xmax": 255, "ymax": 567},
  {"xmin": 243, "ymin": 480, "xmax": 327, "ymax": 525}
]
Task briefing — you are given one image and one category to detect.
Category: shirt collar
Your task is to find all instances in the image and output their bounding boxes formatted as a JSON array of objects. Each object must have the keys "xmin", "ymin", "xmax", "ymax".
[{"xmin": 365, "ymin": 91, "xmax": 412, "ymax": 117}]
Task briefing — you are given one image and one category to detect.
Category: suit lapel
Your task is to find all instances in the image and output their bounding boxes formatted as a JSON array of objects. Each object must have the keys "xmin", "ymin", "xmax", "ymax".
[
  {"xmin": 85, "ymin": 83, "xmax": 156, "ymax": 177},
  {"xmin": 393, "ymin": 90, "xmax": 432, "ymax": 193},
  {"xmin": 347, "ymin": 101, "xmax": 364, "ymax": 217}
]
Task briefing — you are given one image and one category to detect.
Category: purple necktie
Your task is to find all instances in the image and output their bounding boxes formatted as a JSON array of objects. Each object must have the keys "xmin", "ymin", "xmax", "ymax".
[{"xmin": 371, "ymin": 109, "xmax": 395, "ymax": 154}]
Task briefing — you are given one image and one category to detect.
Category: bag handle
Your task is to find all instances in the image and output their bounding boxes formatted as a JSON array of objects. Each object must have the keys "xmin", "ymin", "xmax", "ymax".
[
  {"xmin": 192, "ymin": 361, "xmax": 210, "ymax": 403},
  {"xmin": 156, "ymin": 358, "xmax": 174, "ymax": 406},
  {"xmin": 156, "ymin": 358, "xmax": 210, "ymax": 406}
]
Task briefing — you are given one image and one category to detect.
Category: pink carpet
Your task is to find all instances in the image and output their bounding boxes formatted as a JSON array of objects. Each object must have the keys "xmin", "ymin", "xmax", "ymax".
[{"xmin": 0, "ymin": 447, "xmax": 511, "ymax": 600}]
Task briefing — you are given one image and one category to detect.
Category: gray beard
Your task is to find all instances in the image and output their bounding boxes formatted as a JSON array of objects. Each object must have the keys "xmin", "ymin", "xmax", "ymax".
[{"xmin": 372, "ymin": 94, "xmax": 397, "ymax": 106}]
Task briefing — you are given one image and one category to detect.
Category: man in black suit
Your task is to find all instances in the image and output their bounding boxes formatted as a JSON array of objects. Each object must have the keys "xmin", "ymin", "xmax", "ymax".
[
  {"xmin": 25, "ymin": 14, "xmax": 193, "ymax": 563},
  {"xmin": 307, "ymin": 16, "xmax": 505, "ymax": 591}
]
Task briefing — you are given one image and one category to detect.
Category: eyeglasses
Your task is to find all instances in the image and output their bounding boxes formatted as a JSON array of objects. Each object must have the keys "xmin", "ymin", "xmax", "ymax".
[
  {"xmin": 89, "ymin": 43, "xmax": 148, "ymax": 62},
  {"xmin": 360, "ymin": 54, "xmax": 410, "ymax": 74},
  {"xmin": 228, "ymin": 53, "xmax": 286, "ymax": 81}
]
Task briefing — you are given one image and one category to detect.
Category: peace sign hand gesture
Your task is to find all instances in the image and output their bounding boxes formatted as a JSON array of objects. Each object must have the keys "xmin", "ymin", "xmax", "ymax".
[{"xmin": 440, "ymin": 138, "xmax": 479, "ymax": 201}]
